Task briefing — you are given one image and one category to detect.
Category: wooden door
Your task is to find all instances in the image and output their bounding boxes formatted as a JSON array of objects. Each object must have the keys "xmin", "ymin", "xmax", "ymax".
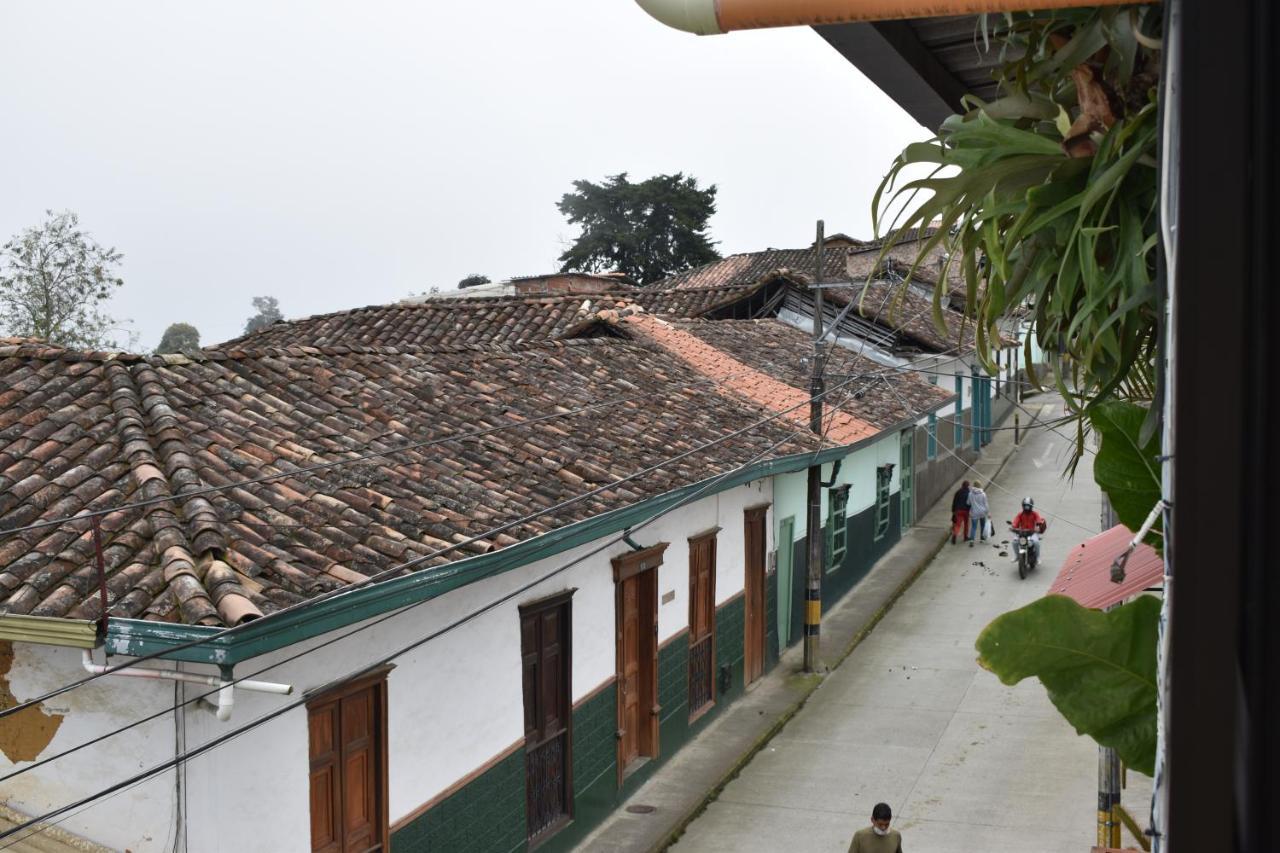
[
  {"xmin": 520, "ymin": 591, "xmax": 574, "ymax": 843},
  {"xmin": 308, "ymin": 672, "xmax": 388, "ymax": 853},
  {"xmin": 613, "ymin": 544, "xmax": 665, "ymax": 782},
  {"xmin": 744, "ymin": 507, "xmax": 768, "ymax": 685},
  {"xmin": 687, "ymin": 531, "xmax": 717, "ymax": 719},
  {"xmin": 619, "ymin": 575, "xmax": 643, "ymax": 767}
]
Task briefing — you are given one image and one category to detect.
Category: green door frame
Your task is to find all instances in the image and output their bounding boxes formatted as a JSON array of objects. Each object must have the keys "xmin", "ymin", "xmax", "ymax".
[
  {"xmin": 900, "ymin": 430, "xmax": 915, "ymax": 531},
  {"xmin": 776, "ymin": 516, "xmax": 794, "ymax": 650}
]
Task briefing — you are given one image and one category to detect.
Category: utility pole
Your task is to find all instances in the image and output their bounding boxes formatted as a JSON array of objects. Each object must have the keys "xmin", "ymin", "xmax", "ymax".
[{"xmin": 804, "ymin": 220, "xmax": 827, "ymax": 673}]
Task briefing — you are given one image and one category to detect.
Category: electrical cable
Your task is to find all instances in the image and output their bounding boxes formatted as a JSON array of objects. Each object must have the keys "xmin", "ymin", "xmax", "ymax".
[
  {"xmin": 1, "ymin": 376, "xmax": 874, "ymax": 799},
  {"xmin": 0, "ymin": 407, "xmax": 830, "ymax": 847},
  {"xmin": 1, "ymin": 362, "xmax": 1041, "ymax": 843},
  {"xmin": 0, "ymin": 369, "xmax": 871, "ymax": 721},
  {"xmin": 875, "ymin": 375, "xmax": 1096, "ymax": 535},
  {"xmin": 0, "ymin": 337, "xmax": 1078, "ymax": 719}
]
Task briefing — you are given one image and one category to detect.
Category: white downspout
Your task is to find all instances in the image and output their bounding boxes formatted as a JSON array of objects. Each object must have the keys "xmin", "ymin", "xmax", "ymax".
[{"xmin": 82, "ymin": 651, "xmax": 291, "ymax": 721}]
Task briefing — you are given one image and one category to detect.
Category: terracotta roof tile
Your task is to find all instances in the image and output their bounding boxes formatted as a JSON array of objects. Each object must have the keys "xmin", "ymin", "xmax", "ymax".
[
  {"xmin": 654, "ymin": 230, "xmax": 974, "ymax": 354},
  {"xmin": 623, "ymin": 314, "xmax": 880, "ymax": 445},
  {"xmin": 211, "ymin": 284, "xmax": 766, "ymax": 351},
  {"xmin": 0, "ymin": 339, "xmax": 820, "ymax": 626}
]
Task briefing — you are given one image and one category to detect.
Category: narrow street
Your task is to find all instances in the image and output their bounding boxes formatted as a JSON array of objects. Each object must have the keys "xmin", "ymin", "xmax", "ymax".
[{"xmin": 671, "ymin": 408, "xmax": 1153, "ymax": 853}]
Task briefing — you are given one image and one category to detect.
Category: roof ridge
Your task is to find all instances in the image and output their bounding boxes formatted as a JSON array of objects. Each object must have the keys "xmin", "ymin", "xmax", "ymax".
[
  {"xmin": 103, "ymin": 362, "xmax": 221, "ymax": 626},
  {"xmin": 128, "ymin": 363, "xmax": 262, "ymax": 625},
  {"xmin": 0, "ymin": 336, "xmax": 660, "ymax": 364},
  {"xmin": 207, "ymin": 336, "xmax": 650, "ymax": 360}
]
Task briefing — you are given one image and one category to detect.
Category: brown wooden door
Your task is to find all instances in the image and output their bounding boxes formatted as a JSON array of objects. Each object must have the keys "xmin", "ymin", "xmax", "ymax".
[
  {"xmin": 613, "ymin": 544, "xmax": 665, "ymax": 782},
  {"xmin": 520, "ymin": 592, "xmax": 574, "ymax": 842},
  {"xmin": 688, "ymin": 532, "xmax": 717, "ymax": 718},
  {"xmin": 744, "ymin": 507, "xmax": 768, "ymax": 684},
  {"xmin": 619, "ymin": 574, "xmax": 642, "ymax": 767},
  {"xmin": 308, "ymin": 672, "xmax": 388, "ymax": 853}
]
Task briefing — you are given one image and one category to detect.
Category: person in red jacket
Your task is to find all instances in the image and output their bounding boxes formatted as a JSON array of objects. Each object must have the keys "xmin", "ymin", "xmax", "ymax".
[
  {"xmin": 1011, "ymin": 497, "xmax": 1048, "ymax": 562},
  {"xmin": 950, "ymin": 481, "xmax": 971, "ymax": 545}
]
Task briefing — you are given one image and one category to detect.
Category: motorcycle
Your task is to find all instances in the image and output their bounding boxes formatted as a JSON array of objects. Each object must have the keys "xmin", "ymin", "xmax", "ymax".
[{"xmin": 1007, "ymin": 524, "xmax": 1039, "ymax": 580}]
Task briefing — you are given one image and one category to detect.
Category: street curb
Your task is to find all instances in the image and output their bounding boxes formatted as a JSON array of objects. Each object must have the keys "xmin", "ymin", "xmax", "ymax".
[{"xmin": 649, "ymin": 438, "xmax": 1022, "ymax": 852}]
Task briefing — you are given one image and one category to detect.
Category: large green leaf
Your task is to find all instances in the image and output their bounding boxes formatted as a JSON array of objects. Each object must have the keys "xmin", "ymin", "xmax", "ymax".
[
  {"xmin": 1090, "ymin": 400, "xmax": 1162, "ymax": 546},
  {"xmin": 976, "ymin": 594, "xmax": 1158, "ymax": 775}
]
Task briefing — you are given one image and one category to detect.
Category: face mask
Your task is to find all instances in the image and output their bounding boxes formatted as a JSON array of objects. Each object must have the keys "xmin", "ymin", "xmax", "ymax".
[{"xmin": 873, "ymin": 827, "xmax": 889, "ymax": 836}]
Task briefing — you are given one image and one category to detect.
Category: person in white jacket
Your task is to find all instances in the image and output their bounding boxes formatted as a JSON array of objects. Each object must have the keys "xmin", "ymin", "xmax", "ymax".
[{"xmin": 967, "ymin": 482, "xmax": 990, "ymax": 546}]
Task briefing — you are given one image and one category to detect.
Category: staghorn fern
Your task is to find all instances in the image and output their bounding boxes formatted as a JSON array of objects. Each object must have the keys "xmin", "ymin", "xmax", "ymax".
[{"xmin": 872, "ymin": 6, "xmax": 1163, "ymax": 466}]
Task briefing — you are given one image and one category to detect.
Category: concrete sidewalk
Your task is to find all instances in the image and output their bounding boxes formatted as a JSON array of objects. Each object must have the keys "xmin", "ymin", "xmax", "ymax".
[
  {"xmin": 667, "ymin": 404, "xmax": 1153, "ymax": 853},
  {"xmin": 573, "ymin": 408, "xmax": 1031, "ymax": 853}
]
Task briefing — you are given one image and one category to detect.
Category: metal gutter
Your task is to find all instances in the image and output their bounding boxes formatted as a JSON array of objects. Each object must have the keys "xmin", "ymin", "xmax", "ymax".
[
  {"xmin": 0, "ymin": 614, "xmax": 100, "ymax": 649},
  {"xmin": 635, "ymin": 0, "xmax": 1148, "ymax": 35},
  {"xmin": 104, "ymin": 445, "xmax": 860, "ymax": 665}
]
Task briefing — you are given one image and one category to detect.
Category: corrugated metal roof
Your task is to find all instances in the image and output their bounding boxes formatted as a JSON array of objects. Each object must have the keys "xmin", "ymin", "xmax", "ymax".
[
  {"xmin": 1048, "ymin": 524, "xmax": 1164, "ymax": 611},
  {"xmin": 813, "ymin": 15, "xmax": 1011, "ymax": 130}
]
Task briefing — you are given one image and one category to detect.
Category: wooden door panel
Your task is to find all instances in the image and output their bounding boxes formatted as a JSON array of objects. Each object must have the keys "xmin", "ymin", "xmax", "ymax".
[
  {"xmin": 540, "ymin": 609, "xmax": 565, "ymax": 734},
  {"xmin": 519, "ymin": 592, "xmax": 574, "ymax": 842},
  {"xmin": 309, "ymin": 765, "xmax": 340, "ymax": 853},
  {"xmin": 620, "ymin": 575, "xmax": 640, "ymax": 765},
  {"xmin": 688, "ymin": 533, "xmax": 717, "ymax": 716},
  {"xmin": 308, "ymin": 677, "xmax": 386, "ymax": 853}
]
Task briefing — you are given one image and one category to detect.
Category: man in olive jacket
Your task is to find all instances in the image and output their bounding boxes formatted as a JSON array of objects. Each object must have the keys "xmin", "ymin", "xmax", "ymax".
[{"xmin": 848, "ymin": 802, "xmax": 903, "ymax": 853}]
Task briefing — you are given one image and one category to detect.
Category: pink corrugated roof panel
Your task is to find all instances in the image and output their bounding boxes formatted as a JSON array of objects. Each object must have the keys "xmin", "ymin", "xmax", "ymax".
[{"xmin": 1048, "ymin": 524, "xmax": 1164, "ymax": 611}]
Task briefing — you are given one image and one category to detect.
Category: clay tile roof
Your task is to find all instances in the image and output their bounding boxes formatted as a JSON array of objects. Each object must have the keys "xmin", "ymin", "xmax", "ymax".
[
  {"xmin": 0, "ymin": 339, "xmax": 819, "ymax": 626},
  {"xmin": 212, "ymin": 283, "xmax": 768, "ymax": 351},
  {"xmin": 653, "ymin": 317, "xmax": 954, "ymax": 429},
  {"xmin": 624, "ymin": 314, "xmax": 887, "ymax": 446},
  {"xmin": 619, "ymin": 312, "xmax": 952, "ymax": 432},
  {"xmin": 654, "ymin": 229, "xmax": 974, "ymax": 354}
]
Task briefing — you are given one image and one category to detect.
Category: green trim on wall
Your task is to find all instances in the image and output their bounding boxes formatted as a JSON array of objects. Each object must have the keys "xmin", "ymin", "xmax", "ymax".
[{"xmin": 105, "ymin": 448, "xmax": 855, "ymax": 664}]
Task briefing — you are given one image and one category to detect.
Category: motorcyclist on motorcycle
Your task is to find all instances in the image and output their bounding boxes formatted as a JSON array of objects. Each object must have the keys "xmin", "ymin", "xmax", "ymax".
[{"xmin": 1010, "ymin": 498, "xmax": 1048, "ymax": 565}]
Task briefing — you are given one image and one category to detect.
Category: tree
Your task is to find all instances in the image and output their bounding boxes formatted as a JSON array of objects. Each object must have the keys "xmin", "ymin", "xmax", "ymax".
[
  {"xmin": 458, "ymin": 274, "xmax": 490, "ymax": 289},
  {"xmin": 556, "ymin": 172, "xmax": 720, "ymax": 284},
  {"xmin": 156, "ymin": 322, "xmax": 201, "ymax": 355},
  {"xmin": 0, "ymin": 210, "xmax": 130, "ymax": 349},
  {"xmin": 243, "ymin": 296, "xmax": 283, "ymax": 335}
]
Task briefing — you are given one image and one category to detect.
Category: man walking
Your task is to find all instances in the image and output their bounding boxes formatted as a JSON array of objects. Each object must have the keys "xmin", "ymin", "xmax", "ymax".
[{"xmin": 848, "ymin": 802, "xmax": 903, "ymax": 853}]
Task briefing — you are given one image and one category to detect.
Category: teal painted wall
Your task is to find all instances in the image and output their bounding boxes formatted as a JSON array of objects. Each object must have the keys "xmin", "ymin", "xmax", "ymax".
[{"xmin": 782, "ymin": 498, "xmax": 901, "ymax": 650}]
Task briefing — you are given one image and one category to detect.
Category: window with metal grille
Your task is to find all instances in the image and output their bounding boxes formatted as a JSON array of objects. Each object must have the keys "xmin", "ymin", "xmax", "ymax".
[
  {"xmin": 825, "ymin": 486, "xmax": 849, "ymax": 572},
  {"xmin": 874, "ymin": 467, "xmax": 892, "ymax": 541}
]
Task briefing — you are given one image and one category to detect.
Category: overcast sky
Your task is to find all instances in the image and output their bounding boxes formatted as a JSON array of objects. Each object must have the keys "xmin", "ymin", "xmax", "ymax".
[{"xmin": 1, "ymin": 2, "xmax": 927, "ymax": 350}]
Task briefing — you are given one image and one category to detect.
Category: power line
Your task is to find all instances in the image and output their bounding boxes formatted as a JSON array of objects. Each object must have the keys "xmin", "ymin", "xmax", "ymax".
[
  {"xmin": 0, "ymin": 413, "xmax": 825, "ymax": 847},
  {"xmin": 2, "ymin": 373, "xmax": 873, "ymax": 804},
  {"xmin": 874, "ymin": 375, "xmax": 1097, "ymax": 535},
  {"xmin": 3, "ymin": 362, "xmax": 1040, "ymax": 844},
  {"xmin": 0, "ymin": 338, "xmax": 1073, "ymax": 717},
  {"xmin": 0, "ymin": 369, "xmax": 871, "ymax": 721}
]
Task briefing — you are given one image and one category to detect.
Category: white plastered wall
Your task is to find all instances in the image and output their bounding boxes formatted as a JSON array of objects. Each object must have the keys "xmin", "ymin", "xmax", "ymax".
[
  {"xmin": 1, "ymin": 479, "xmax": 771, "ymax": 853},
  {"xmin": 0, "ymin": 643, "xmax": 179, "ymax": 852}
]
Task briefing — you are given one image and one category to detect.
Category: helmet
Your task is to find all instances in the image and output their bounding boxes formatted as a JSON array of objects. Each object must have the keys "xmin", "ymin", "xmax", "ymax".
[{"xmin": 1021, "ymin": 497, "xmax": 1034, "ymax": 511}]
